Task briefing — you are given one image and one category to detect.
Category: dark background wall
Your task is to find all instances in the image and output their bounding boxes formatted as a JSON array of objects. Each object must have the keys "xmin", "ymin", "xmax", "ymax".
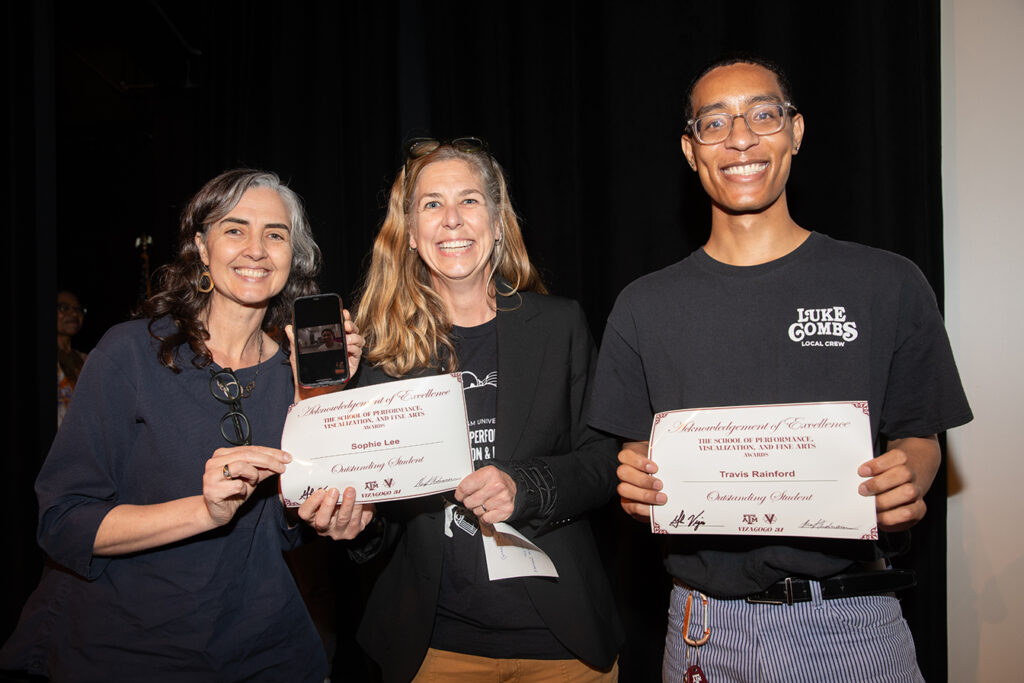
[{"xmin": 4, "ymin": 1, "xmax": 948, "ymax": 680}]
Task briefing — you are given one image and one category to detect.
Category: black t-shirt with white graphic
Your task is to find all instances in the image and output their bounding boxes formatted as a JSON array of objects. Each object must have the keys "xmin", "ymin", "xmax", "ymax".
[
  {"xmin": 430, "ymin": 318, "xmax": 572, "ymax": 659},
  {"xmin": 589, "ymin": 231, "xmax": 973, "ymax": 597}
]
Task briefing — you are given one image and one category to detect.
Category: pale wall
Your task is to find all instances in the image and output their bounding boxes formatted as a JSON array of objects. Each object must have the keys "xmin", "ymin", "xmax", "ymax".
[{"xmin": 942, "ymin": 0, "xmax": 1024, "ymax": 679}]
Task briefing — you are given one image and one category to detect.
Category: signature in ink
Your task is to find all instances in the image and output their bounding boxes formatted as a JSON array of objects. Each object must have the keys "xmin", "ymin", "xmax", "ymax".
[
  {"xmin": 669, "ymin": 509, "xmax": 706, "ymax": 531},
  {"xmin": 799, "ymin": 519, "xmax": 856, "ymax": 530}
]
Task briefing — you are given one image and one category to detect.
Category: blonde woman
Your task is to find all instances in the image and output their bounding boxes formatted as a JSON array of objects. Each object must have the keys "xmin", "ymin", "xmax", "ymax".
[{"xmin": 344, "ymin": 138, "xmax": 622, "ymax": 681}]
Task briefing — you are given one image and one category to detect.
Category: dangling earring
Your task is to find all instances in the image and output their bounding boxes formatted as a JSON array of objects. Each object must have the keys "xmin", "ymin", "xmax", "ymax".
[
  {"xmin": 197, "ymin": 268, "xmax": 214, "ymax": 293},
  {"xmin": 490, "ymin": 229, "xmax": 503, "ymax": 267}
]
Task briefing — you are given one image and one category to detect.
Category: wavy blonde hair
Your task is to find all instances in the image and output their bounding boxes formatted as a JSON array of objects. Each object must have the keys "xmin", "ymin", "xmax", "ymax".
[{"xmin": 356, "ymin": 143, "xmax": 546, "ymax": 377}]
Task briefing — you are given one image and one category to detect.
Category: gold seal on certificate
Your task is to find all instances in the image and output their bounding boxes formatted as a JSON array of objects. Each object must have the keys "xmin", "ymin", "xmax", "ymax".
[
  {"xmin": 648, "ymin": 401, "xmax": 878, "ymax": 540},
  {"xmin": 279, "ymin": 374, "xmax": 474, "ymax": 506}
]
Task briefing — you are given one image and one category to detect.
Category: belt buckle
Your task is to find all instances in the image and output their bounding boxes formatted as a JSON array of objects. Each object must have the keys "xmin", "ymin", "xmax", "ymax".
[{"xmin": 744, "ymin": 577, "xmax": 795, "ymax": 606}]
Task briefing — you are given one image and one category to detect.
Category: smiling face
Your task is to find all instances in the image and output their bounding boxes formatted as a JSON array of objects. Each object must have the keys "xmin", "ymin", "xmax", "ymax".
[
  {"xmin": 57, "ymin": 291, "xmax": 84, "ymax": 338},
  {"xmin": 681, "ymin": 62, "xmax": 804, "ymax": 217},
  {"xmin": 194, "ymin": 186, "xmax": 293, "ymax": 314},
  {"xmin": 408, "ymin": 158, "xmax": 499, "ymax": 299}
]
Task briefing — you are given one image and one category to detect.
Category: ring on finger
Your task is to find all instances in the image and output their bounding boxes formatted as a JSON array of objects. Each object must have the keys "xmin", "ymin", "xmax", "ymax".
[
  {"xmin": 480, "ymin": 504, "xmax": 487, "ymax": 512},
  {"xmin": 222, "ymin": 464, "xmax": 233, "ymax": 479}
]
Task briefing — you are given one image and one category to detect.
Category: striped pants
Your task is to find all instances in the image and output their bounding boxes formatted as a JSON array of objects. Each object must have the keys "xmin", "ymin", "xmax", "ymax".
[{"xmin": 664, "ymin": 581, "xmax": 925, "ymax": 682}]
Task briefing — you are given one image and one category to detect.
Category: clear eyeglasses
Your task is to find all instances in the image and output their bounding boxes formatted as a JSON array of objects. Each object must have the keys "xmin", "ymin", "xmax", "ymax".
[
  {"xmin": 209, "ymin": 368, "xmax": 252, "ymax": 446},
  {"xmin": 57, "ymin": 303, "xmax": 87, "ymax": 315},
  {"xmin": 686, "ymin": 102, "xmax": 797, "ymax": 145}
]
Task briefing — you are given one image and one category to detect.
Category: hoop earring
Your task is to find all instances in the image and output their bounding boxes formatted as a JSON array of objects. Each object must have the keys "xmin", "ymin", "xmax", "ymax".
[{"xmin": 198, "ymin": 269, "xmax": 214, "ymax": 293}]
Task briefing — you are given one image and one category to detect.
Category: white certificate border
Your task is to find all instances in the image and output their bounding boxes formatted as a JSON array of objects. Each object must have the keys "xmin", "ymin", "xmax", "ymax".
[
  {"xmin": 280, "ymin": 372, "xmax": 475, "ymax": 507},
  {"xmin": 647, "ymin": 400, "xmax": 878, "ymax": 541}
]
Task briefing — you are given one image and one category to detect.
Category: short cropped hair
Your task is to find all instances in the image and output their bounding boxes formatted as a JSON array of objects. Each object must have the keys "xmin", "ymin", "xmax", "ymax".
[{"xmin": 684, "ymin": 53, "xmax": 796, "ymax": 121}]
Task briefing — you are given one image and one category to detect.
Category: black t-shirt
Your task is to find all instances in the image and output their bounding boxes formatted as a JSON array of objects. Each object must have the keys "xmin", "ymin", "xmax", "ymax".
[
  {"xmin": 431, "ymin": 319, "xmax": 572, "ymax": 659},
  {"xmin": 588, "ymin": 232, "xmax": 973, "ymax": 597}
]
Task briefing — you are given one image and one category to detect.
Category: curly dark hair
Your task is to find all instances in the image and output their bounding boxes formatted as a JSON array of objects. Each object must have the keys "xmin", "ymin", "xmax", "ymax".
[{"xmin": 142, "ymin": 169, "xmax": 321, "ymax": 371}]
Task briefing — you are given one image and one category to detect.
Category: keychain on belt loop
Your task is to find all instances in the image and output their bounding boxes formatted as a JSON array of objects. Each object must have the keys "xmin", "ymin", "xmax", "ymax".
[{"xmin": 682, "ymin": 590, "xmax": 710, "ymax": 683}]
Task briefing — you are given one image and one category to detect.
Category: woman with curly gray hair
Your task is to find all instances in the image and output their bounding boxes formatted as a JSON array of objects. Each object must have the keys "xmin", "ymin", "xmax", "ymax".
[{"xmin": 1, "ymin": 169, "xmax": 364, "ymax": 682}]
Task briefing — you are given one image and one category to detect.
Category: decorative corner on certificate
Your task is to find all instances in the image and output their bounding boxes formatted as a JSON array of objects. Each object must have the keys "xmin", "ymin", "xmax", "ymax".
[{"xmin": 647, "ymin": 401, "xmax": 878, "ymax": 540}]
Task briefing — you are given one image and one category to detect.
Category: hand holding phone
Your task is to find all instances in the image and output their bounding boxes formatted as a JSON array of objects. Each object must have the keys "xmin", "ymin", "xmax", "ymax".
[{"xmin": 292, "ymin": 293, "xmax": 351, "ymax": 387}]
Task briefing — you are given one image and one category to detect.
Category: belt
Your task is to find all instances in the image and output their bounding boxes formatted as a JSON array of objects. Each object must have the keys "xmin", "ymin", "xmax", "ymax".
[{"xmin": 744, "ymin": 568, "xmax": 917, "ymax": 606}]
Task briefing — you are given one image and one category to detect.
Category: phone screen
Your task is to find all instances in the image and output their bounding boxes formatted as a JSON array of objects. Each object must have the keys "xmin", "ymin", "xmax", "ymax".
[{"xmin": 293, "ymin": 293, "xmax": 350, "ymax": 387}]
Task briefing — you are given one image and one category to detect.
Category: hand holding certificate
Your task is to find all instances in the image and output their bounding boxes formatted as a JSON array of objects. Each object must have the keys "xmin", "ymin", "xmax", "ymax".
[
  {"xmin": 280, "ymin": 374, "xmax": 474, "ymax": 506},
  {"xmin": 648, "ymin": 401, "xmax": 878, "ymax": 540}
]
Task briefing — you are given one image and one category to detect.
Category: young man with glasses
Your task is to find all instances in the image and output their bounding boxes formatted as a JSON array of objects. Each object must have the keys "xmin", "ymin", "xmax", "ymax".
[{"xmin": 589, "ymin": 56, "xmax": 972, "ymax": 681}]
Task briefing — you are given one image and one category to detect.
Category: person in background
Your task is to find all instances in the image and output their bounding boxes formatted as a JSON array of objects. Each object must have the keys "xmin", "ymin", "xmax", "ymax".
[
  {"xmin": 315, "ymin": 327, "xmax": 342, "ymax": 351},
  {"xmin": 1, "ymin": 169, "xmax": 368, "ymax": 682},
  {"xmin": 56, "ymin": 289, "xmax": 88, "ymax": 428},
  {"xmin": 302, "ymin": 137, "xmax": 623, "ymax": 682}
]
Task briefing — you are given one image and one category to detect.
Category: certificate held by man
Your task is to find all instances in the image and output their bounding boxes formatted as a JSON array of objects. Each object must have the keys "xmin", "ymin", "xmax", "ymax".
[
  {"xmin": 280, "ymin": 374, "xmax": 473, "ymax": 506},
  {"xmin": 648, "ymin": 401, "xmax": 878, "ymax": 540}
]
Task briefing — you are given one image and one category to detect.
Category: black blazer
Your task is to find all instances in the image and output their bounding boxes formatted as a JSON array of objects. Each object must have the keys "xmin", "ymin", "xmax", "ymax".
[{"xmin": 354, "ymin": 291, "xmax": 623, "ymax": 682}]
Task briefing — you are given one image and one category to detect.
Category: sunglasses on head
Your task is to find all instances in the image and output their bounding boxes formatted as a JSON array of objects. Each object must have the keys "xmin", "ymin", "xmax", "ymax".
[{"xmin": 403, "ymin": 137, "xmax": 490, "ymax": 172}]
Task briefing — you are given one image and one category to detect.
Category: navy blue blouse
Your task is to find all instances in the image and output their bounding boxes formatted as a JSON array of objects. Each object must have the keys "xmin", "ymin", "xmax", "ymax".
[{"xmin": 1, "ymin": 318, "xmax": 326, "ymax": 682}]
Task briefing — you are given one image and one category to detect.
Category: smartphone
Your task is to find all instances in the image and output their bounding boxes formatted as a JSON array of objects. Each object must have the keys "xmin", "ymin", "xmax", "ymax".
[{"xmin": 292, "ymin": 293, "xmax": 351, "ymax": 387}]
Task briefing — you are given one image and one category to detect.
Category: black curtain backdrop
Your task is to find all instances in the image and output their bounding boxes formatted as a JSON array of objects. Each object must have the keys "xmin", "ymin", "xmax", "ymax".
[{"xmin": 4, "ymin": 1, "xmax": 948, "ymax": 681}]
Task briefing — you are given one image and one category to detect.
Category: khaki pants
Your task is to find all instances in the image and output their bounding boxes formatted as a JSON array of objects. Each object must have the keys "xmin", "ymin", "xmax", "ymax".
[{"xmin": 412, "ymin": 648, "xmax": 619, "ymax": 682}]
